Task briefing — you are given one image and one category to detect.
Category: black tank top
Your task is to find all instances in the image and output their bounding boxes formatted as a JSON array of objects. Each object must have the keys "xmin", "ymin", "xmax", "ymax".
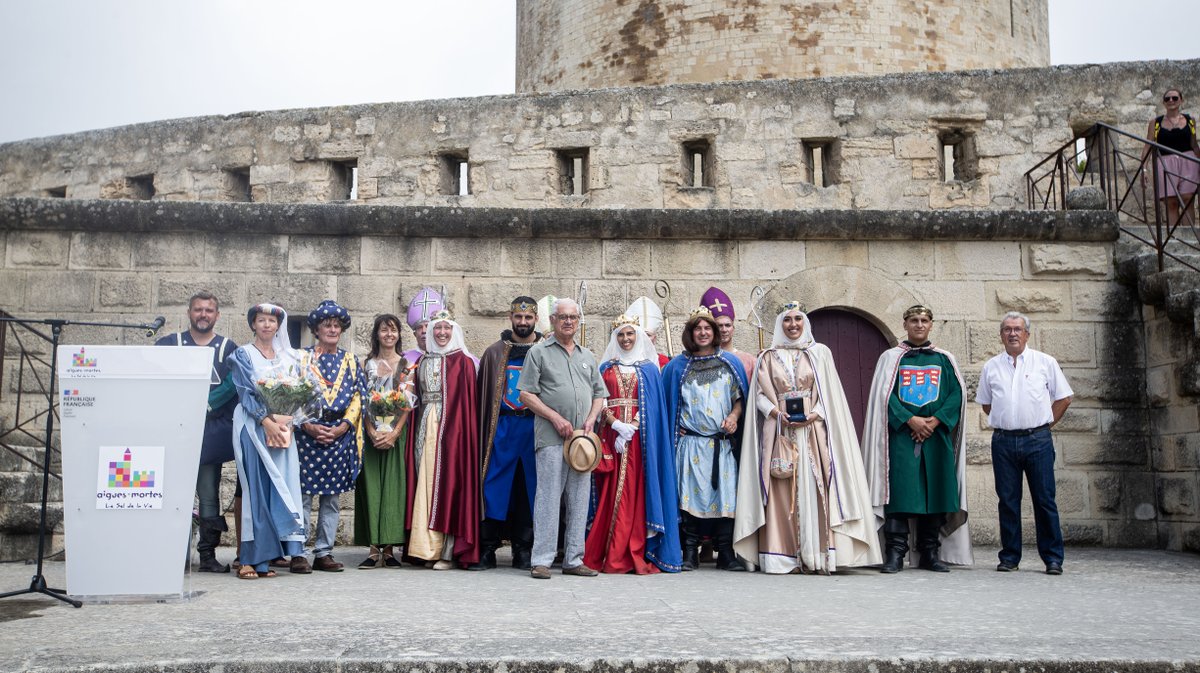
[{"xmin": 1156, "ymin": 115, "xmax": 1194, "ymax": 153}]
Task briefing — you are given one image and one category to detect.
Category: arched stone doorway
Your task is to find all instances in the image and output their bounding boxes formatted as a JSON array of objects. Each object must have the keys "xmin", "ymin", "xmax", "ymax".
[
  {"xmin": 760, "ymin": 265, "xmax": 919, "ymax": 438},
  {"xmin": 808, "ymin": 308, "xmax": 891, "ymax": 437}
]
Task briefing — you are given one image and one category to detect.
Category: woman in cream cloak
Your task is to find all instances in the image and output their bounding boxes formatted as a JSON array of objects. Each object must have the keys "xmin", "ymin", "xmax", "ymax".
[{"xmin": 733, "ymin": 304, "xmax": 882, "ymax": 573}]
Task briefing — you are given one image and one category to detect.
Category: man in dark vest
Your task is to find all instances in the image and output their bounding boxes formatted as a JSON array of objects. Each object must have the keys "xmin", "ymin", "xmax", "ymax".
[
  {"xmin": 472, "ymin": 296, "xmax": 541, "ymax": 570},
  {"xmin": 155, "ymin": 290, "xmax": 238, "ymax": 573}
]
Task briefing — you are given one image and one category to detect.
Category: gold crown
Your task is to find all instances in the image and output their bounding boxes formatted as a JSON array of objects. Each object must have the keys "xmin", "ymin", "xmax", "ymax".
[
  {"xmin": 903, "ymin": 304, "xmax": 933, "ymax": 320},
  {"xmin": 430, "ymin": 309, "xmax": 453, "ymax": 322},
  {"xmin": 687, "ymin": 306, "xmax": 714, "ymax": 321},
  {"xmin": 781, "ymin": 300, "xmax": 805, "ymax": 313},
  {"xmin": 511, "ymin": 300, "xmax": 537, "ymax": 314},
  {"xmin": 611, "ymin": 313, "xmax": 641, "ymax": 329}
]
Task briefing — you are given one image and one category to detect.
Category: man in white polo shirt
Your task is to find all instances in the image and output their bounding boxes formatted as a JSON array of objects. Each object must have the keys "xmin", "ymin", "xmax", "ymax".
[{"xmin": 976, "ymin": 311, "xmax": 1073, "ymax": 575}]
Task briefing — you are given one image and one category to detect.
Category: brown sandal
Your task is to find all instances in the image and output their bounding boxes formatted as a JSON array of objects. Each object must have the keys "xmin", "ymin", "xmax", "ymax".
[
  {"xmin": 257, "ymin": 569, "xmax": 277, "ymax": 578},
  {"xmin": 237, "ymin": 564, "xmax": 258, "ymax": 580}
]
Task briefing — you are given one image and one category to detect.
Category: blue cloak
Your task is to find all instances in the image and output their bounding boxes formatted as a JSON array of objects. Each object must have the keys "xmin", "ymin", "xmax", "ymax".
[{"xmin": 598, "ymin": 359, "xmax": 682, "ymax": 572}]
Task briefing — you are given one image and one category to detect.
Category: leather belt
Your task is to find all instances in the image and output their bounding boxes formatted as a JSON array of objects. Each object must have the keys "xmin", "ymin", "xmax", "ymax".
[
  {"xmin": 679, "ymin": 427, "xmax": 734, "ymax": 441},
  {"xmin": 500, "ymin": 407, "xmax": 533, "ymax": 417},
  {"xmin": 993, "ymin": 424, "xmax": 1050, "ymax": 437}
]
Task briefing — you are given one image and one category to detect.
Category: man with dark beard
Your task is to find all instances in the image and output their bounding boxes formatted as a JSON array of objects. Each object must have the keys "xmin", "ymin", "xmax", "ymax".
[
  {"xmin": 472, "ymin": 296, "xmax": 541, "ymax": 570},
  {"xmin": 155, "ymin": 290, "xmax": 238, "ymax": 573}
]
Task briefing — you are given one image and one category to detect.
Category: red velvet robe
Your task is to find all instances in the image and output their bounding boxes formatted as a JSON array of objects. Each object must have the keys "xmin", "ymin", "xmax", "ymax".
[
  {"xmin": 584, "ymin": 366, "xmax": 658, "ymax": 574},
  {"xmin": 405, "ymin": 350, "xmax": 481, "ymax": 565}
]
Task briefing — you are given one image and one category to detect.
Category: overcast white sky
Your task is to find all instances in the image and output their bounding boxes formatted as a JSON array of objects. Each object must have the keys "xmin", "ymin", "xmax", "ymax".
[{"xmin": 0, "ymin": 0, "xmax": 1196, "ymax": 144}]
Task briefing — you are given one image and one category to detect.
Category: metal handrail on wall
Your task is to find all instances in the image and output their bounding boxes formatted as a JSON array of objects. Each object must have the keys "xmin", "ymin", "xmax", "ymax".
[
  {"xmin": 0, "ymin": 310, "xmax": 61, "ymax": 480},
  {"xmin": 1025, "ymin": 122, "xmax": 1200, "ymax": 272}
]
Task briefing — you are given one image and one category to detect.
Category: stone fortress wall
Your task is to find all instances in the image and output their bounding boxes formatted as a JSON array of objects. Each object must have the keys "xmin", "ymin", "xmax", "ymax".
[
  {"xmin": 516, "ymin": 0, "xmax": 1049, "ymax": 92},
  {"xmin": 1, "ymin": 61, "xmax": 1195, "ymax": 214},
  {"xmin": 1, "ymin": 56, "xmax": 1198, "ymax": 555},
  {"xmin": 0, "ymin": 198, "xmax": 1180, "ymax": 551}
]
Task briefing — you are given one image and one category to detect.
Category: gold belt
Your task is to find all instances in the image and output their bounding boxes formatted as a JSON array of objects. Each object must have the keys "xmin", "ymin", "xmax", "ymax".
[{"xmin": 607, "ymin": 397, "xmax": 638, "ymax": 407}]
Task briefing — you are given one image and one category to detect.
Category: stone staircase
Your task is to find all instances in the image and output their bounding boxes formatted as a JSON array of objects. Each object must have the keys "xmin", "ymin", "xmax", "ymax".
[
  {"xmin": 1115, "ymin": 239, "xmax": 1200, "ymax": 397},
  {"xmin": 0, "ymin": 438, "xmax": 64, "ymax": 563}
]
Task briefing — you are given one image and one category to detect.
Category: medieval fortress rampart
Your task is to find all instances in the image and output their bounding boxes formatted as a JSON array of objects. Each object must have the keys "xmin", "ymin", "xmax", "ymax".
[{"xmin": 0, "ymin": 1, "xmax": 1197, "ymax": 557}]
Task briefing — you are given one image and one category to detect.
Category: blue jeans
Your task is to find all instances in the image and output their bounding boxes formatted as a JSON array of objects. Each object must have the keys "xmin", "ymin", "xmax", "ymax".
[
  {"xmin": 302, "ymin": 493, "xmax": 340, "ymax": 558},
  {"xmin": 991, "ymin": 428, "xmax": 1064, "ymax": 567}
]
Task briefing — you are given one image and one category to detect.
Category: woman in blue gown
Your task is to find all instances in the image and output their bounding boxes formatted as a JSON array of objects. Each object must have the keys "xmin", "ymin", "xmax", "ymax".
[{"xmin": 229, "ymin": 303, "xmax": 307, "ymax": 579}]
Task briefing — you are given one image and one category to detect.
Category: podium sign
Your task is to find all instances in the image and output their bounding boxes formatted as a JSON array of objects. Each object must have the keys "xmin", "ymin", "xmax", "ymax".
[{"xmin": 58, "ymin": 345, "xmax": 211, "ymax": 599}]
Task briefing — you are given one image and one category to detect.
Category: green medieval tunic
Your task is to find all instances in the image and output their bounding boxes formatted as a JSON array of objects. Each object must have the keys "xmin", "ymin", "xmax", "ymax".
[
  {"xmin": 885, "ymin": 347, "xmax": 961, "ymax": 515},
  {"xmin": 353, "ymin": 358, "xmax": 411, "ymax": 546}
]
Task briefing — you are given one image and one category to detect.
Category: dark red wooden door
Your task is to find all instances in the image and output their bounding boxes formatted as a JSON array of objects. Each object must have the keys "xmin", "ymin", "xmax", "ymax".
[{"xmin": 807, "ymin": 309, "xmax": 891, "ymax": 438}]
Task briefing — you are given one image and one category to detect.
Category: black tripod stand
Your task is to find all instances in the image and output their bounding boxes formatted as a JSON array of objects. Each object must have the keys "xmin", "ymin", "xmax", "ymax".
[{"xmin": 0, "ymin": 314, "xmax": 165, "ymax": 608}]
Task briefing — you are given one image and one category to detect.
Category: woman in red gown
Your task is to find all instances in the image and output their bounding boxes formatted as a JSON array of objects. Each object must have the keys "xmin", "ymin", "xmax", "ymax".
[{"xmin": 584, "ymin": 316, "xmax": 681, "ymax": 574}]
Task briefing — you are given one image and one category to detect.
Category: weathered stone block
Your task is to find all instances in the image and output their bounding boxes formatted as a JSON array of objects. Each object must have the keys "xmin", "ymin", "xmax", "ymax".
[
  {"xmin": 1028, "ymin": 244, "xmax": 1111, "ymax": 276},
  {"xmin": 26, "ymin": 271, "xmax": 93, "ymax": 311},
  {"xmin": 805, "ymin": 241, "xmax": 868, "ymax": 269},
  {"xmin": 936, "ymin": 241, "xmax": 1020, "ymax": 279},
  {"xmin": 155, "ymin": 275, "xmax": 243, "ymax": 309},
  {"xmin": 1091, "ymin": 473, "xmax": 1122, "ymax": 514},
  {"xmin": 69, "ymin": 232, "xmax": 131, "ymax": 270},
  {"xmin": 500, "ymin": 239, "xmax": 555, "ymax": 278},
  {"xmin": 929, "ymin": 180, "xmax": 991, "ymax": 209},
  {"xmin": 98, "ymin": 274, "xmax": 152, "ymax": 308},
  {"xmin": 434, "ymin": 238, "xmax": 499, "ymax": 275},
  {"xmin": 1055, "ymin": 407, "xmax": 1099, "ymax": 433},
  {"xmin": 739, "ymin": 241, "xmax": 804, "ymax": 280},
  {"xmin": 1150, "ymin": 405, "xmax": 1200, "ymax": 435},
  {"xmin": 554, "ymin": 240, "xmax": 604, "ymax": 278},
  {"xmin": 0, "ymin": 270, "xmax": 26, "ymax": 309},
  {"xmin": 1071, "ymin": 282, "xmax": 1140, "ymax": 320},
  {"xmin": 908, "ymin": 281, "xmax": 986, "ymax": 321},
  {"xmin": 1038, "ymin": 324, "xmax": 1095, "ymax": 364},
  {"xmin": 354, "ymin": 117, "xmax": 375, "ymax": 136},
  {"xmin": 577, "ymin": 280, "xmax": 626, "ymax": 317},
  {"xmin": 249, "ymin": 163, "xmax": 293, "ymax": 185},
  {"xmin": 603, "ymin": 241, "xmax": 651, "ymax": 278},
  {"xmin": 133, "ymin": 233, "xmax": 207, "ymax": 267},
  {"xmin": 360, "ymin": 237, "xmax": 430, "ymax": 275},
  {"xmin": 335, "ymin": 275, "xmax": 402, "ymax": 314},
  {"xmin": 1107, "ymin": 519, "xmax": 1158, "ymax": 547},
  {"xmin": 966, "ymin": 436, "xmax": 991, "ymax": 465},
  {"xmin": 868, "ymin": 241, "xmax": 934, "ymax": 279},
  {"xmin": 243, "ymin": 274, "xmax": 336, "ymax": 312},
  {"xmin": 992, "ymin": 284, "xmax": 1067, "ymax": 315},
  {"xmin": 289, "ymin": 236, "xmax": 360, "ymax": 274},
  {"xmin": 469, "ymin": 281, "xmax": 532, "ymax": 317},
  {"xmin": 1061, "ymin": 433, "xmax": 1149, "ymax": 467},
  {"xmin": 1061, "ymin": 521, "xmax": 1104, "ymax": 545},
  {"xmin": 205, "ymin": 234, "xmax": 288, "ymax": 273},
  {"xmin": 893, "ymin": 134, "xmax": 939, "ymax": 159},
  {"xmin": 968, "ymin": 321, "xmax": 1003, "ymax": 364},
  {"xmin": 6, "ymin": 232, "xmax": 69, "ymax": 268},
  {"xmin": 1157, "ymin": 475, "xmax": 1197, "ymax": 516},
  {"xmin": 1056, "ymin": 473, "xmax": 1088, "ymax": 515},
  {"xmin": 1064, "ymin": 366, "xmax": 1142, "ymax": 403}
]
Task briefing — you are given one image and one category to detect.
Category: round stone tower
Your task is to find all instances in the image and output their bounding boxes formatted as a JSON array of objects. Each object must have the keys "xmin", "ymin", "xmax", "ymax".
[{"xmin": 516, "ymin": 0, "xmax": 1049, "ymax": 92}]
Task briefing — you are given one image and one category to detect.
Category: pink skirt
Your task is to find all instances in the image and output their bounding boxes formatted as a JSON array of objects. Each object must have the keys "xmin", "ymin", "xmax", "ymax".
[{"xmin": 1155, "ymin": 152, "xmax": 1200, "ymax": 199}]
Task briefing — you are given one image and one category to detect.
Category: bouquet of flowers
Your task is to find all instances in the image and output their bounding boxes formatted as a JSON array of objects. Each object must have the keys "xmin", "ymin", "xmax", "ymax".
[
  {"xmin": 366, "ymin": 384, "xmax": 414, "ymax": 436},
  {"xmin": 255, "ymin": 355, "xmax": 321, "ymax": 447}
]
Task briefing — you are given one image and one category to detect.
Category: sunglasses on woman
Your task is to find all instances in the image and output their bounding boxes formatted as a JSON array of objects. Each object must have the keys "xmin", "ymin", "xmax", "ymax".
[{"xmin": 1164, "ymin": 95, "xmax": 1181, "ymax": 102}]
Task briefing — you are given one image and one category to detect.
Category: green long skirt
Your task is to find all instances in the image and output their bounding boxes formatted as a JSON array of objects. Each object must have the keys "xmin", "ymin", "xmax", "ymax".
[{"xmin": 353, "ymin": 428, "xmax": 408, "ymax": 545}]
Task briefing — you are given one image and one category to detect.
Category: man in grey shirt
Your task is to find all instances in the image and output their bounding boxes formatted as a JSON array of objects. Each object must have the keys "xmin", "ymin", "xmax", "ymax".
[{"xmin": 518, "ymin": 297, "xmax": 607, "ymax": 580}]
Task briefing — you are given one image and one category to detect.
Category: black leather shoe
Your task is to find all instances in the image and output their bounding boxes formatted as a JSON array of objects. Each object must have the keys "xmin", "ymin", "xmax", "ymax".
[
  {"xmin": 996, "ymin": 561, "xmax": 1019, "ymax": 572},
  {"xmin": 1045, "ymin": 562, "xmax": 1063, "ymax": 575}
]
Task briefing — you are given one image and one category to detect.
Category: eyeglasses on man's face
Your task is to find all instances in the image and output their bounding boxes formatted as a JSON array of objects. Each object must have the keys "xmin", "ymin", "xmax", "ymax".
[{"xmin": 554, "ymin": 314, "xmax": 580, "ymax": 322}]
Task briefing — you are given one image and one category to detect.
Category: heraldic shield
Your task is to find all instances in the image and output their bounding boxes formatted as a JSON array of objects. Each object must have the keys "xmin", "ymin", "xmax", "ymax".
[{"xmin": 898, "ymin": 365, "xmax": 941, "ymax": 406}]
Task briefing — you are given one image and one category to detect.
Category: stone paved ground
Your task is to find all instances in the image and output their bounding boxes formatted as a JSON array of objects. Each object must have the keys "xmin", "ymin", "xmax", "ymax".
[{"xmin": 1, "ymin": 547, "xmax": 1198, "ymax": 673}]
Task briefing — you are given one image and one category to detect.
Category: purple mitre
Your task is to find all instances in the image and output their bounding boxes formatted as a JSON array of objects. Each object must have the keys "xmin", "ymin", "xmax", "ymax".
[
  {"xmin": 406, "ymin": 287, "xmax": 445, "ymax": 328},
  {"xmin": 700, "ymin": 286, "xmax": 735, "ymax": 320}
]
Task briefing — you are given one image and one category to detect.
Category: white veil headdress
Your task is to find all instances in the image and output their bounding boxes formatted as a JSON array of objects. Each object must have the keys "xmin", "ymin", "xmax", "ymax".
[
  {"xmin": 425, "ymin": 311, "xmax": 472, "ymax": 357},
  {"xmin": 771, "ymin": 304, "xmax": 815, "ymax": 350},
  {"xmin": 248, "ymin": 302, "xmax": 295, "ymax": 358},
  {"xmin": 601, "ymin": 318, "xmax": 658, "ymax": 366}
]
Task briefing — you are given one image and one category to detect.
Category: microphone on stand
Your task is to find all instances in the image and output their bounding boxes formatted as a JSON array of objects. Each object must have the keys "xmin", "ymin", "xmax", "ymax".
[{"xmin": 145, "ymin": 316, "xmax": 166, "ymax": 337}]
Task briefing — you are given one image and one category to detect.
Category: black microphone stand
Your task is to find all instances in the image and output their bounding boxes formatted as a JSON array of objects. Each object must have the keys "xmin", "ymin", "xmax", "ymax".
[{"xmin": 0, "ymin": 314, "xmax": 166, "ymax": 608}]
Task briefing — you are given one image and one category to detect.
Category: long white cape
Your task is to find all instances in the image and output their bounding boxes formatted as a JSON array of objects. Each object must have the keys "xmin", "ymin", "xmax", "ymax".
[
  {"xmin": 860, "ymin": 345, "xmax": 973, "ymax": 565},
  {"xmin": 733, "ymin": 343, "xmax": 882, "ymax": 571}
]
